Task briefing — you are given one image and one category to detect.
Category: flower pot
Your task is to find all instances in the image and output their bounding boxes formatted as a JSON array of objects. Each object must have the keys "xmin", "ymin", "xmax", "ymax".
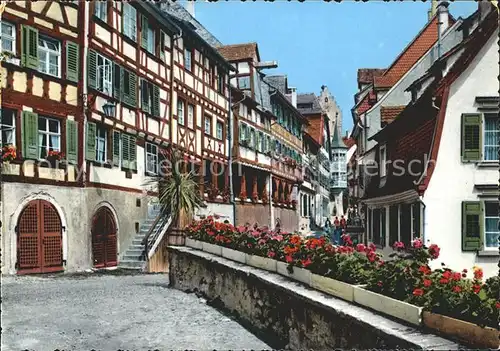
[
  {"xmin": 353, "ymin": 286, "xmax": 422, "ymax": 326},
  {"xmin": 185, "ymin": 238, "xmax": 203, "ymax": 250},
  {"xmin": 310, "ymin": 274, "xmax": 355, "ymax": 302},
  {"xmin": 221, "ymin": 247, "xmax": 246, "ymax": 264},
  {"xmin": 423, "ymin": 311, "xmax": 499, "ymax": 349},
  {"xmin": 202, "ymin": 242, "xmax": 222, "ymax": 256},
  {"xmin": 276, "ymin": 261, "xmax": 311, "ymax": 285},
  {"xmin": 245, "ymin": 254, "xmax": 277, "ymax": 272}
]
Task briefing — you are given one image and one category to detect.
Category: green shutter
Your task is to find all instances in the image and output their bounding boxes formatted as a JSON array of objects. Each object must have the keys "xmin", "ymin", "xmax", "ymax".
[
  {"xmin": 462, "ymin": 201, "xmax": 483, "ymax": 251},
  {"xmin": 123, "ymin": 70, "xmax": 137, "ymax": 107},
  {"xmin": 112, "ymin": 131, "xmax": 120, "ymax": 166},
  {"xmin": 140, "ymin": 79, "xmax": 150, "ymax": 113},
  {"xmin": 152, "ymin": 84, "xmax": 160, "ymax": 117},
  {"xmin": 267, "ymin": 136, "xmax": 271, "ymax": 152},
  {"xmin": 87, "ymin": 50, "xmax": 97, "ymax": 90},
  {"xmin": 66, "ymin": 120, "xmax": 78, "ymax": 164},
  {"xmin": 141, "ymin": 16, "xmax": 148, "ymax": 50},
  {"xmin": 21, "ymin": 25, "xmax": 38, "ymax": 69},
  {"xmin": 86, "ymin": 122, "xmax": 97, "ymax": 161},
  {"xmin": 66, "ymin": 41, "xmax": 79, "ymax": 82},
  {"xmin": 129, "ymin": 136, "xmax": 137, "ymax": 171},
  {"xmin": 121, "ymin": 134, "xmax": 130, "ymax": 169},
  {"xmin": 461, "ymin": 114, "xmax": 481, "ymax": 162},
  {"xmin": 113, "ymin": 63, "xmax": 122, "ymax": 101},
  {"xmin": 22, "ymin": 111, "xmax": 39, "ymax": 159}
]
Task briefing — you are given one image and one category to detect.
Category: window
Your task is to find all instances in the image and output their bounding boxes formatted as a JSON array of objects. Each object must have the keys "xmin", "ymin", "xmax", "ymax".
[
  {"xmin": 1, "ymin": 109, "xmax": 16, "ymax": 146},
  {"xmin": 379, "ymin": 145, "xmax": 387, "ymax": 177},
  {"xmin": 483, "ymin": 114, "xmax": 499, "ymax": 161},
  {"xmin": 38, "ymin": 116, "xmax": 60, "ymax": 159},
  {"xmin": 146, "ymin": 142, "xmax": 158, "ymax": 175},
  {"xmin": 217, "ymin": 73, "xmax": 224, "ymax": 94},
  {"xmin": 94, "ymin": 1, "xmax": 107, "ymax": 22},
  {"xmin": 2, "ymin": 22, "xmax": 15, "ymax": 54},
  {"xmin": 184, "ymin": 48, "xmax": 192, "ymax": 71},
  {"xmin": 187, "ymin": 104, "xmax": 194, "ymax": 128},
  {"xmin": 38, "ymin": 35, "xmax": 61, "ymax": 77},
  {"xmin": 216, "ymin": 121, "xmax": 223, "ymax": 140},
  {"xmin": 238, "ymin": 76, "xmax": 250, "ymax": 90},
  {"xmin": 95, "ymin": 125, "xmax": 107, "ymax": 163},
  {"xmin": 123, "ymin": 3, "xmax": 137, "ymax": 41},
  {"xmin": 140, "ymin": 79, "xmax": 159, "ymax": 116},
  {"xmin": 484, "ymin": 202, "xmax": 499, "ymax": 249},
  {"xmin": 146, "ymin": 25, "xmax": 155, "ymax": 54},
  {"xmin": 96, "ymin": 54, "xmax": 112, "ymax": 95},
  {"xmin": 177, "ymin": 99, "xmax": 185, "ymax": 125},
  {"xmin": 204, "ymin": 115, "xmax": 211, "ymax": 135}
]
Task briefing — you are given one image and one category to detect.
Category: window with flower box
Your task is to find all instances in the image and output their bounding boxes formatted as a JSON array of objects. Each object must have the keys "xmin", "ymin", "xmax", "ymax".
[
  {"xmin": 38, "ymin": 116, "xmax": 61, "ymax": 159},
  {"xmin": 1, "ymin": 109, "xmax": 16, "ymax": 146}
]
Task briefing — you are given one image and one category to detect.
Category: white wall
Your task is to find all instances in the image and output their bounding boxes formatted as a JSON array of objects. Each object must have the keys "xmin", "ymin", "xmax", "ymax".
[{"xmin": 424, "ymin": 29, "xmax": 499, "ymax": 278}]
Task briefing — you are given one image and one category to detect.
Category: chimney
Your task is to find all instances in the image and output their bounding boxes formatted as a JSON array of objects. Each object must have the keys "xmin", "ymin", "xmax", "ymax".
[
  {"xmin": 436, "ymin": 1, "xmax": 450, "ymax": 58},
  {"xmin": 185, "ymin": 0, "xmax": 195, "ymax": 18},
  {"xmin": 478, "ymin": 0, "xmax": 492, "ymax": 22},
  {"xmin": 288, "ymin": 87, "xmax": 297, "ymax": 108},
  {"xmin": 428, "ymin": 0, "xmax": 438, "ymax": 21}
]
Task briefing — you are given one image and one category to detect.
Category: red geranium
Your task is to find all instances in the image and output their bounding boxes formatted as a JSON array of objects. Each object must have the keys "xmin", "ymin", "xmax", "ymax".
[
  {"xmin": 452, "ymin": 286, "xmax": 462, "ymax": 293},
  {"xmin": 413, "ymin": 288, "xmax": 424, "ymax": 296},
  {"xmin": 428, "ymin": 244, "xmax": 440, "ymax": 259},
  {"xmin": 423, "ymin": 279, "xmax": 432, "ymax": 287}
]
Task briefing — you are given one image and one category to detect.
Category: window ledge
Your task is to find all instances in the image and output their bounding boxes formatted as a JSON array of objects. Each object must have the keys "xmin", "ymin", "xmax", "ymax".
[
  {"xmin": 477, "ymin": 250, "xmax": 499, "ymax": 257},
  {"xmin": 476, "ymin": 161, "xmax": 499, "ymax": 169}
]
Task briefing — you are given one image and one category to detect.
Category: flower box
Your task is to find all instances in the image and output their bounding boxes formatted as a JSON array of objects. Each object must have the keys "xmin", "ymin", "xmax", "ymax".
[
  {"xmin": 423, "ymin": 311, "xmax": 499, "ymax": 349},
  {"xmin": 245, "ymin": 254, "xmax": 277, "ymax": 272},
  {"xmin": 311, "ymin": 274, "xmax": 355, "ymax": 302},
  {"xmin": 185, "ymin": 238, "xmax": 203, "ymax": 250},
  {"xmin": 202, "ymin": 242, "xmax": 222, "ymax": 256},
  {"xmin": 221, "ymin": 247, "xmax": 246, "ymax": 264},
  {"xmin": 353, "ymin": 286, "xmax": 422, "ymax": 326},
  {"xmin": 276, "ymin": 261, "xmax": 311, "ymax": 285}
]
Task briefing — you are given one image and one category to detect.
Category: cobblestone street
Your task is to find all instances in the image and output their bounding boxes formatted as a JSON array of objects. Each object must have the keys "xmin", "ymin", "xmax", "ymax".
[{"xmin": 1, "ymin": 272, "xmax": 269, "ymax": 351}]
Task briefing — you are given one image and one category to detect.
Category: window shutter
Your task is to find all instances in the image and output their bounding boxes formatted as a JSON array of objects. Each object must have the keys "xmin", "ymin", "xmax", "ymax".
[
  {"xmin": 127, "ymin": 71, "xmax": 137, "ymax": 107},
  {"xmin": 140, "ymin": 79, "xmax": 150, "ymax": 113},
  {"xmin": 129, "ymin": 136, "xmax": 137, "ymax": 171},
  {"xmin": 87, "ymin": 50, "xmax": 97, "ymax": 90},
  {"xmin": 85, "ymin": 122, "xmax": 97, "ymax": 161},
  {"xmin": 461, "ymin": 114, "xmax": 481, "ymax": 162},
  {"xmin": 112, "ymin": 131, "xmax": 121, "ymax": 166},
  {"xmin": 66, "ymin": 41, "xmax": 79, "ymax": 82},
  {"xmin": 152, "ymin": 84, "xmax": 160, "ymax": 117},
  {"xmin": 141, "ymin": 16, "xmax": 148, "ymax": 50},
  {"xmin": 239, "ymin": 123, "xmax": 244, "ymax": 141},
  {"xmin": 66, "ymin": 120, "xmax": 78, "ymax": 164},
  {"xmin": 113, "ymin": 63, "xmax": 122, "ymax": 101},
  {"xmin": 22, "ymin": 111, "xmax": 39, "ymax": 159},
  {"xmin": 21, "ymin": 25, "xmax": 39, "ymax": 69},
  {"xmin": 159, "ymin": 31, "xmax": 166, "ymax": 62},
  {"xmin": 121, "ymin": 134, "xmax": 130, "ymax": 169},
  {"xmin": 462, "ymin": 201, "xmax": 483, "ymax": 251}
]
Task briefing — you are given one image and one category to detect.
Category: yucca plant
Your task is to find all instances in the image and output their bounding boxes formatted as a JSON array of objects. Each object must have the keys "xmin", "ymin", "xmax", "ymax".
[{"xmin": 145, "ymin": 149, "xmax": 203, "ymax": 228}]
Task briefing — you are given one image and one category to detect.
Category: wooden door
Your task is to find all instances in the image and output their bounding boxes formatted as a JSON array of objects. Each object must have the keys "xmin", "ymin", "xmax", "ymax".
[
  {"xmin": 17, "ymin": 200, "xmax": 63, "ymax": 274},
  {"xmin": 91, "ymin": 208, "xmax": 117, "ymax": 268}
]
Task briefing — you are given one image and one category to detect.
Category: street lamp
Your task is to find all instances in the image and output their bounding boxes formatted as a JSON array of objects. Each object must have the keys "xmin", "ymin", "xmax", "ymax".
[{"xmin": 102, "ymin": 100, "xmax": 116, "ymax": 118}]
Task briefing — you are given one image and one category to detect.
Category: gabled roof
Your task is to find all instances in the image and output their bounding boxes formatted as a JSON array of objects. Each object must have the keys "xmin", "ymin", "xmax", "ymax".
[
  {"xmin": 357, "ymin": 68, "xmax": 385, "ymax": 85},
  {"xmin": 373, "ymin": 14, "xmax": 455, "ymax": 89},
  {"xmin": 217, "ymin": 42, "xmax": 260, "ymax": 62},
  {"xmin": 297, "ymin": 93, "xmax": 322, "ymax": 115},
  {"xmin": 264, "ymin": 75, "xmax": 288, "ymax": 95},
  {"xmin": 331, "ymin": 120, "xmax": 347, "ymax": 149}
]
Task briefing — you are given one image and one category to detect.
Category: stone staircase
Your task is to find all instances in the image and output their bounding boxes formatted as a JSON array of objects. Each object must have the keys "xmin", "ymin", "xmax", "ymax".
[{"xmin": 118, "ymin": 209, "xmax": 160, "ymax": 270}]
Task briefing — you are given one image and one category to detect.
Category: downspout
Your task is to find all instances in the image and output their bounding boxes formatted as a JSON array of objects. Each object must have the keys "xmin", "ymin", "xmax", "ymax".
[
  {"xmin": 417, "ymin": 197, "xmax": 427, "ymax": 244},
  {"xmin": 268, "ymin": 88, "xmax": 279, "ymax": 228}
]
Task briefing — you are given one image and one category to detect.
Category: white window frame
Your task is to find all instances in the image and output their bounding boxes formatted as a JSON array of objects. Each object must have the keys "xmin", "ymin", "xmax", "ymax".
[
  {"xmin": 484, "ymin": 201, "xmax": 499, "ymax": 250},
  {"xmin": 184, "ymin": 48, "xmax": 192, "ymax": 71},
  {"xmin": 483, "ymin": 113, "xmax": 499, "ymax": 162},
  {"xmin": 1, "ymin": 21, "xmax": 16, "ymax": 54},
  {"xmin": 204, "ymin": 115, "xmax": 212, "ymax": 135},
  {"xmin": 177, "ymin": 100, "xmax": 185, "ymax": 125},
  {"xmin": 146, "ymin": 142, "xmax": 158, "ymax": 175},
  {"xmin": 94, "ymin": 1, "xmax": 107, "ymax": 22},
  {"xmin": 123, "ymin": 3, "xmax": 137, "ymax": 41},
  {"xmin": 216, "ymin": 120, "xmax": 223, "ymax": 140},
  {"xmin": 96, "ymin": 53, "xmax": 113, "ymax": 96},
  {"xmin": 1, "ymin": 109, "xmax": 16, "ymax": 146},
  {"xmin": 146, "ymin": 23, "xmax": 155, "ymax": 54},
  {"xmin": 38, "ymin": 35, "xmax": 61, "ymax": 78},
  {"xmin": 379, "ymin": 145, "xmax": 387, "ymax": 177},
  {"xmin": 38, "ymin": 116, "xmax": 61, "ymax": 159},
  {"xmin": 187, "ymin": 104, "xmax": 194, "ymax": 128},
  {"xmin": 95, "ymin": 126, "xmax": 107, "ymax": 163}
]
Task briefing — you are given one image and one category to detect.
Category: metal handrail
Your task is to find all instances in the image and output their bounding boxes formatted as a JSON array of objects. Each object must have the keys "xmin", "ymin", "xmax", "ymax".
[{"xmin": 141, "ymin": 210, "xmax": 171, "ymax": 260}]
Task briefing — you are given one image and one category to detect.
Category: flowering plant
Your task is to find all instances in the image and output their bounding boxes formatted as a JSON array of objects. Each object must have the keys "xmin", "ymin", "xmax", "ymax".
[
  {"xmin": 261, "ymin": 189, "xmax": 269, "ymax": 204},
  {"xmin": 47, "ymin": 150, "xmax": 64, "ymax": 161},
  {"xmin": 1, "ymin": 144, "xmax": 16, "ymax": 162}
]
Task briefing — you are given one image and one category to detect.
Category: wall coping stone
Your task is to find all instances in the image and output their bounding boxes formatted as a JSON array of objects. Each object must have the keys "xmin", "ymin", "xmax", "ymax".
[{"xmin": 169, "ymin": 246, "xmax": 462, "ymax": 350}]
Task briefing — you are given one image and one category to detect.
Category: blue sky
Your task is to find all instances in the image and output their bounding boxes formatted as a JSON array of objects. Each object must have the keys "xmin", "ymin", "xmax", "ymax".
[{"xmin": 194, "ymin": 0, "xmax": 478, "ymax": 134}]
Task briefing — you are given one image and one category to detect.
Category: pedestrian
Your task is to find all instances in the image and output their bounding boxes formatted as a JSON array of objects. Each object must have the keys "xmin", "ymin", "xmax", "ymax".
[
  {"xmin": 324, "ymin": 219, "xmax": 332, "ymax": 240},
  {"xmin": 340, "ymin": 215, "xmax": 346, "ymax": 229},
  {"xmin": 333, "ymin": 216, "xmax": 341, "ymax": 244}
]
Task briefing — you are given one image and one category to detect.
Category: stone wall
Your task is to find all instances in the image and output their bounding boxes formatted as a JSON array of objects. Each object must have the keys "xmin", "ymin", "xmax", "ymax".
[
  {"xmin": 168, "ymin": 247, "xmax": 461, "ymax": 350},
  {"xmin": 235, "ymin": 204, "xmax": 270, "ymax": 228}
]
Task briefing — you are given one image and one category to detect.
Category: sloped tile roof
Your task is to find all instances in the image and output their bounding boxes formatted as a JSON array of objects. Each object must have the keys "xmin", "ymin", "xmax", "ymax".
[
  {"xmin": 357, "ymin": 68, "xmax": 386, "ymax": 84},
  {"xmin": 342, "ymin": 137, "xmax": 356, "ymax": 148},
  {"xmin": 297, "ymin": 93, "xmax": 322, "ymax": 114},
  {"xmin": 356, "ymin": 91, "xmax": 377, "ymax": 115},
  {"xmin": 218, "ymin": 43, "xmax": 259, "ymax": 62},
  {"xmin": 381, "ymin": 105, "xmax": 406, "ymax": 125}
]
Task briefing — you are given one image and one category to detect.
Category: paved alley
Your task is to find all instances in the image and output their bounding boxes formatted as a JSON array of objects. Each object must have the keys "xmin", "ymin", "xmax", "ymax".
[{"xmin": 1, "ymin": 272, "xmax": 269, "ymax": 351}]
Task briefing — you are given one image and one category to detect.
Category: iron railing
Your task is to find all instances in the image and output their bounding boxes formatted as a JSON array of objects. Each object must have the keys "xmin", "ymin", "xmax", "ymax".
[{"xmin": 141, "ymin": 211, "xmax": 172, "ymax": 261}]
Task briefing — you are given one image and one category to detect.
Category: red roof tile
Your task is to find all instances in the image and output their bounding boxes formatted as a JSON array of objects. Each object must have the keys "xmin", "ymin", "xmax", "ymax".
[
  {"xmin": 381, "ymin": 106, "xmax": 406, "ymax": 125},
  {"xmin": 217, "ymin": 43, "xmax": 259, "ymax": 62},
  {"xmin": 357, "ymin": 68, "xmax": 386, "ymax": 85},
  {"xmin": 342, "ymin": 137, "xmax": 356, "ymax": 148},
  {"xmin": 356, "ymin": 91, "xmax": 377, "ymax": 115}
]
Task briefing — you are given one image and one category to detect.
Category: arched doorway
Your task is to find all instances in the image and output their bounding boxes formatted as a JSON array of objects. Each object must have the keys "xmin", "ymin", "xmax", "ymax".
[
  {"xmin": 17, "ymin": 200, "xmax": 63, "ymax": 274},
  {"xmin": 91, "ymin": 207, "xmax": 117, "ymax": 268}
]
